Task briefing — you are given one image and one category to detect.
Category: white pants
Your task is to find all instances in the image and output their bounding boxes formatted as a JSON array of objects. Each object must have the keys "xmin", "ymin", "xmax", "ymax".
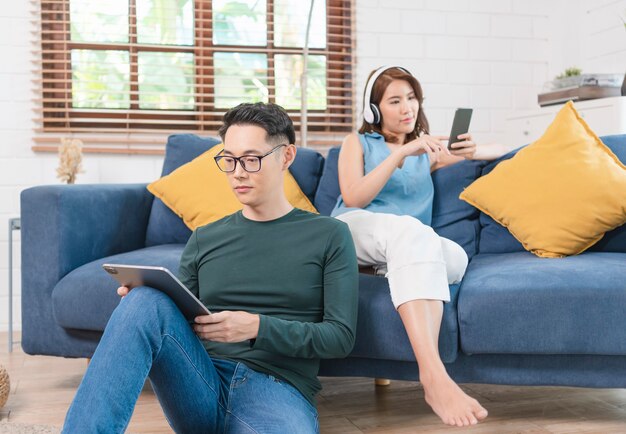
[{"xmin": 336, "ymin": 210, "xmax": 468, "ymax": 308}]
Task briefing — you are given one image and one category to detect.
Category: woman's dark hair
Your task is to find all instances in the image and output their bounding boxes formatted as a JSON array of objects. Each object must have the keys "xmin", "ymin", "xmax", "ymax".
[
  {"xmin": 218, "ymin": 102, "xmax": 296, "ymax": 145},
  {"xmin": 358, "ymin": 67, "xmax": 429, "ymax": 144}
]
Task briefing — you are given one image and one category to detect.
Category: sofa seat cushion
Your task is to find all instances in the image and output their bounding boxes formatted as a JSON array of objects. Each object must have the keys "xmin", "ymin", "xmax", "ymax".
[
  {"xmin": 458, "ymin": 251, "xmax": 626, "ymax": 355},
  {"xmin": 351, "ymin": 274, "xmax": 460, "ymax": 363},
  {"xmin": 52, "ymin": 245, "xmax": 185, "ymax": 331}
]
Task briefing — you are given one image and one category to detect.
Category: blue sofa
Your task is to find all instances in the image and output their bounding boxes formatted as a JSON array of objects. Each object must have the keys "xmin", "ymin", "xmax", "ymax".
[{"xmin": 20, "ymin": 134, "xmax": 626, "ymax": 389}]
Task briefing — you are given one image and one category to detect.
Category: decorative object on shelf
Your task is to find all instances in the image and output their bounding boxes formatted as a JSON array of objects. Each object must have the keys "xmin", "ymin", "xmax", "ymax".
[
  {"xmin": 0, "ymin": 364, "xmax": 9, "ymax": 408},
  {"xmin": 56, "ymin": 138, "xmax": 84, "ymax": 184},
  {"xmin": 555, "ymin": 66, "xmax": 582, "ymax": 81},
  {"xmin": 538, "ymin": 73, "xmax": 624, "ymax": 106}
]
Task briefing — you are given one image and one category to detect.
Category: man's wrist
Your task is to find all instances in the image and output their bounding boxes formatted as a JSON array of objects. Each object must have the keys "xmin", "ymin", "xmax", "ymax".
[{"xmin": 249, "ymin": 313, "xmax": 260, "ymax": 340}]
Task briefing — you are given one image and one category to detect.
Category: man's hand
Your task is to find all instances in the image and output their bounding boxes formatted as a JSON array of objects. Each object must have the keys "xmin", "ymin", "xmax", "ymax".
[{"xmin": 193, "ymin": 311, "xmax": 260, "ymax": 343}]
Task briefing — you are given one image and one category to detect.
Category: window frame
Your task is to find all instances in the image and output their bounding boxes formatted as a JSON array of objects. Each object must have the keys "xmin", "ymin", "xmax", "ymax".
[{"xmin": 36, "ymin": 0, "xmax": 354, "ymax": 152}]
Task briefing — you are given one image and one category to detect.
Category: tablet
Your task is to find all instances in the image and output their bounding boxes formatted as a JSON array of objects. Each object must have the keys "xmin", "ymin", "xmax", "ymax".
[
  {"xmin": 102, "ymin": 264, "xmax": 211, "ymax": 320},
  {"xmin": 448, "ymin": 108, "xmax": 473, "ymax": 150}
]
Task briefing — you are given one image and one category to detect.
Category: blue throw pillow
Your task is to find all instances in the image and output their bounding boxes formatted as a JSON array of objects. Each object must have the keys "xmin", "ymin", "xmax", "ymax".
[
  {"xmin": 589, "ymin": 134, "xmax": 626, "ymax": 253},
  {"xmin": 475, "ymin": 146, "xmax": 526, "ymax": 254},
  {"xmin": 431, "ymin": 159, "xmax": 486, "ymax": 259},
  {"xmin": 313, "ymin": 147, "xmax": 341, "ymax": 216},
  {"xmin": 431, "ymin": 159, "xmax": 485, "ymax": 229},
  {"xmin": 289, "ymin": 147, "xmax": 325, "ymax": 203}
]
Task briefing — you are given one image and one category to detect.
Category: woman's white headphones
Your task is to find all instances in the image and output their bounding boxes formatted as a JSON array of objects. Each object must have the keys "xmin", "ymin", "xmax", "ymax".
[{"xmin": 362, "ymin": 65, "xmax": 413, "ymax": 125}]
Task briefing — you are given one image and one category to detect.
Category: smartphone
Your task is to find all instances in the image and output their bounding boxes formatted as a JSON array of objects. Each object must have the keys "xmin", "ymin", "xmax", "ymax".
[{"xmin": 448, "ymin": 108, "xmax": 473, "ymax": 150}]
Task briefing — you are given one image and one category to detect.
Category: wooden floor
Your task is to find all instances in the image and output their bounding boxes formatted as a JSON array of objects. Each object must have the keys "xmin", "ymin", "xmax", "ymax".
[{"xmin": 1, "ymin": 333, "xmax": 626, "ymax": 433}]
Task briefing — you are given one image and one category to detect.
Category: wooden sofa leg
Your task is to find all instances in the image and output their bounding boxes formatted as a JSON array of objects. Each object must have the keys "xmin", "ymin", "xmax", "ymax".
[{"xmin": 375, "ymin": 378, "xmax": 391, "ymax": 386}]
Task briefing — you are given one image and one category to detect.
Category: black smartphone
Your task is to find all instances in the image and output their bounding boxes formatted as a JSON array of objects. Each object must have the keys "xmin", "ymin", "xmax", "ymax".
[{"xmin": 448, "ymin": 108, "xmax": 473, "ymax": 150}]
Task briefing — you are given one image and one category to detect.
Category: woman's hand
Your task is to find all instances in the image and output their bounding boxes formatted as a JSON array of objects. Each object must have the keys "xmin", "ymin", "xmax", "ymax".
[
  {"xmin": 399, "ymin": 135, "xmax": 450, "ymax": 165},
  {"xmin": 117, "ymin": 286, "xmax": 130, "ymax": 299},
  {"xmin": 449, "ymin": 133, "xmax": 477, "ymax": 159},
  {"xmin": 193, "ymin": 311, "xmax": 260, "ymax": 343}
]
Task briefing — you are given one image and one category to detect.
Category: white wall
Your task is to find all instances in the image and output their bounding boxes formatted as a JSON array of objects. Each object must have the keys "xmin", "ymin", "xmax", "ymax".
[
  {"xmin": 579, "ymin": 0, "xmax": 626, "ymax": 73},
  {"xmin": 0, "ymin": 2, "xmax": 164, "ymax": 334},
  {"xmin": 1, "ymin": 0, "xmax": 624, "ymax": 333},
  {"xmin": 547, "ymin": 0, "xmax": 626, "ymax": 78}
]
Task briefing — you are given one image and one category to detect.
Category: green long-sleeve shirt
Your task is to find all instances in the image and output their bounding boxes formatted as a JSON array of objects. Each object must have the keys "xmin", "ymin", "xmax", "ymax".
[{"xmin": 178, "ymin": 208, "xmax": 358, "ymax": 404}]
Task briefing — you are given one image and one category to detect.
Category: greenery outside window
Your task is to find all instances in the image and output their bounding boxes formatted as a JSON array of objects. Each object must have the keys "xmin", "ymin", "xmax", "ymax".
[{"xmin": 36, "ymin": 0, "xmax": 353, "ymax": 151}]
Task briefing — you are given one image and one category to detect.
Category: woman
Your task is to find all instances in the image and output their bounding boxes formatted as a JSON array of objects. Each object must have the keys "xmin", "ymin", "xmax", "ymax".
[{"xmin": 332, "ymin": 66, "xmax": 507, "ymax": 427}]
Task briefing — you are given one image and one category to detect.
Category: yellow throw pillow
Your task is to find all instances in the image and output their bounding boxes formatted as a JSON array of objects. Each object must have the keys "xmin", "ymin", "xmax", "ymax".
[
  {"xmin": 148, "ymin": 144, "xmax": 318, "ymax": 230},
  {"xmin": 460, "ymin": 101, "xmax": 626, "ymax": 258}
]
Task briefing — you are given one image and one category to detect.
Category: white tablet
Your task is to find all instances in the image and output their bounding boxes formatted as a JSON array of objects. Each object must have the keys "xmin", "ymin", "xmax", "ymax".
[{"xmin": 102, "ymin": 264, "xmax": 211, "ymax": 320}]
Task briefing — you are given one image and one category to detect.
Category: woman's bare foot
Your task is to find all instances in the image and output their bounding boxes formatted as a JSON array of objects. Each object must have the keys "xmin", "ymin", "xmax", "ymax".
[{"xmin": 421, "ymin": 371, "xmax": 488, "ymax": 427}]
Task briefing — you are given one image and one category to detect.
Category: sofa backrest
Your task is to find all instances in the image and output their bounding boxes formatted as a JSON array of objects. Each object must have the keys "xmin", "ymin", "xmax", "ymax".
[
  {"xmin": 313, "ymin": 146, "xmax": 486, "ymax": 259},
  {"xmin": 477, "ymin": 134, "xmax": 626, "ymax": 254},
  {"xmin": 145, "ymin": 134, "xmax": 220, "ymax": 246},
  {"xmin": 313, "ymin": 147, "xmax": 341, "ymax": 216},
  {"xmin": 145, "ymin": 134, "xmax": 325, "ymax": 247}
]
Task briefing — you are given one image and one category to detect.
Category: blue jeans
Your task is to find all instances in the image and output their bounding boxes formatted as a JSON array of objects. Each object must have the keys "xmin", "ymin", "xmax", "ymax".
[{"xmin": 62, "ymin": 287, "xmax": 319, "ymax": 433}]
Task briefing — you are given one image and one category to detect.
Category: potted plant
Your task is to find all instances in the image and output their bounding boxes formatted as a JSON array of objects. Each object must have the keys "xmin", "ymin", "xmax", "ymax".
[{"xmin": 552, "ymin": 67, "xmax": 583, "ymax": 90}]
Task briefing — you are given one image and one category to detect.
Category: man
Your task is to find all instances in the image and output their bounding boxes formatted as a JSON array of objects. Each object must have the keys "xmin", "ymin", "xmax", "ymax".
[{"xmin": 62, "ymin": 102, "xmax": 359, "ymax": 433}]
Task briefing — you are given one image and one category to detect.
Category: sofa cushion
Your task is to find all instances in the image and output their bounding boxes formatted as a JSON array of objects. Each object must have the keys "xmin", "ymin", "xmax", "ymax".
[
  {"xmin": 146, "ymin": 134, "xmax": 220, "ymax": 246},
  {"xmin": 458, "ymin": 251, "xmax": 626, "ymax": 355},
  {"xmin": 434, "ymin": 218, "xmax": 481, "ymax": 259},
  {"xmin": 431, "ymin": 159, "xmax": 486, "ymax": 258},
  {"xmin": 478, "ymin": 134, "xmax": 626, "ymax": 254},
  {"xmin": 350, "ymin": 274, "xmax": 460, "ymax": 363},
  {"xmin": 461, "ymin": 104, "xmax": 626, "ymax": 258},
  {"xmin": 52, "ymin": 244, "xmax": 186, "ymax": 331},
  {"xmin": 290, "ymin": 146, "xmax": 326, "ymax": 203},
  {"xmin": 313, "ymin": 147, "xmax": 341, "ymax": 216},
  {"xmin": 431, "ymin": 159, "xmax": 485, "ymax": 228},
  {"xmin": 313, "ymin": 146, "xmax": 483, "ymax": 258},
  {"xmin": 146, "ymin": 134, "xmax": 325, "ymax": 246}
]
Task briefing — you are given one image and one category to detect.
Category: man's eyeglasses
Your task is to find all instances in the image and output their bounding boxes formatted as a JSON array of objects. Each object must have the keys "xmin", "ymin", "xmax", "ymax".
[{"xmin": 214, "ymin": 144, "xmax": 287, "ymax": 173}]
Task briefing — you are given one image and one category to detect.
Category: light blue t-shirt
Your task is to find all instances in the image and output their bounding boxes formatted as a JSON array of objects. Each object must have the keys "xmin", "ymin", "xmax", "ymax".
[{"xmin": 331, "ymin": 132, "xmax": 434, "ymax": 225}]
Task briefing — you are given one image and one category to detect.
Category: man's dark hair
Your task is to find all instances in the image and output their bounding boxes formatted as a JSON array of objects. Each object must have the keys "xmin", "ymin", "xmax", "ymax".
[{"xmin": 218, "ymin": 102, "xmax": 296, "ymax": 145}]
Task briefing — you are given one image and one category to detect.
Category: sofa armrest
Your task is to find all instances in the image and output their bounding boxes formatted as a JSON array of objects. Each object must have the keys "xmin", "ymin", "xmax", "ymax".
[
  {"xmin": 21, "ymin": 184, "xmax": 153, "ymax": 278},
  {"xmin": 20, "ymin": 183, "xmax": 153, "ymax": 356}
]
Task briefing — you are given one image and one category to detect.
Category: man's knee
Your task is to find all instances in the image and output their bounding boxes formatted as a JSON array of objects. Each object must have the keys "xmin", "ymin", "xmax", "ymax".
[{"xmin": 117, "ymin": 286, "xmax": 178, "ymax": 322}]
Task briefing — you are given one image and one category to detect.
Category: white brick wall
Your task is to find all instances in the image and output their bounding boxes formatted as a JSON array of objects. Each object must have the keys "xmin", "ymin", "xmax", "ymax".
[
  {"xmin": 579, "ymin": 0, "xmax": 626, "ymax": 73},
  {"xmin": 0, "ymin": 0, "xmax": 624, "ymax": 333}
]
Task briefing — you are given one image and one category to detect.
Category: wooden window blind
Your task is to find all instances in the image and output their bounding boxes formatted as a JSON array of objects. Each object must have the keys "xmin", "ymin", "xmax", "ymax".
[{"xmin": 34, "ymin": 0, "xmax": 355, "ymax": 153}]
